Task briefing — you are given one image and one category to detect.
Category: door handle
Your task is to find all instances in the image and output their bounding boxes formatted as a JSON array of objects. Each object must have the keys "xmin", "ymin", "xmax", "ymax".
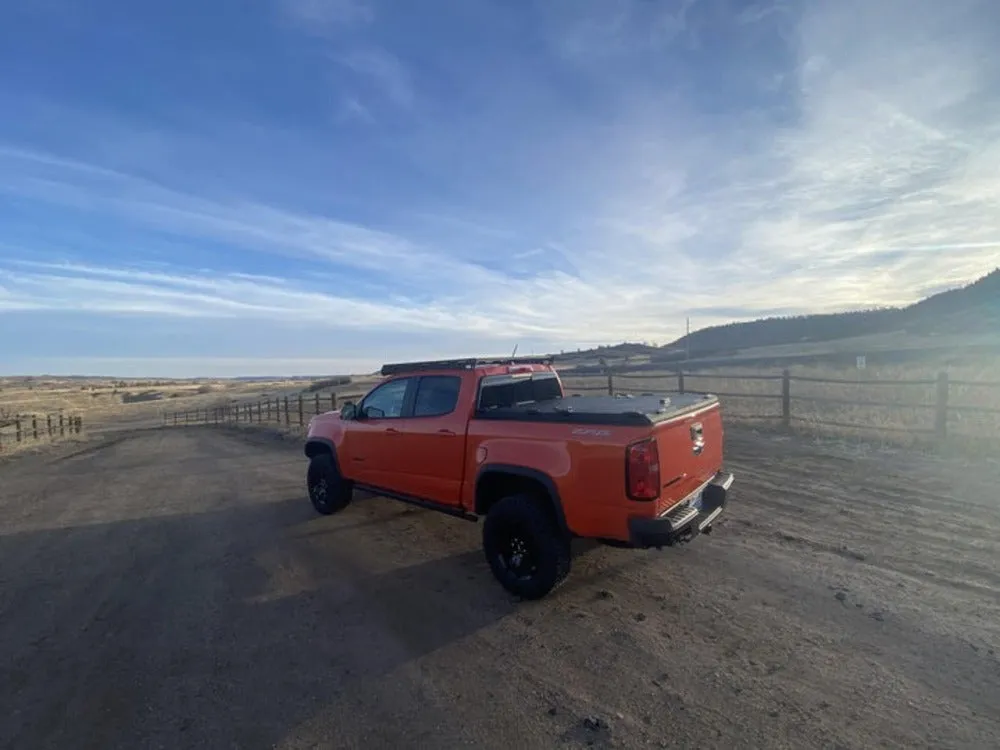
[
  {"xmin": 437, "ymin": 429, "xmax": 456, "ymax": 435},
  {"xmin": 386, "ymin": 428, "xmax": 400, "ymax": 435}
]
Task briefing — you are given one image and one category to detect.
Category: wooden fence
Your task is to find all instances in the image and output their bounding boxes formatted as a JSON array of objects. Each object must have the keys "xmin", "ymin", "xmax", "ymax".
[
  {"xmin": 165, "ymin": 391, "xmax": 366, "ymax": 430},
  {"xmin": 165, "ymin": 368, "xmax": 1000, "ymax": 445},
  {"xmin": 0, "ymin": 413, "xmax": 85, "ymax": 453},
  {"xmin": 561, "ymin": 369, "xmax": 1000, "ymax": 443}
]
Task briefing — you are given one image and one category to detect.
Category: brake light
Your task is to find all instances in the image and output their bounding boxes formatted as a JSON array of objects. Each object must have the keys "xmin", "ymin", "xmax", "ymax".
[{"xmin": 626, "ymin": 438, "xmax": 660, "ymax": 501}]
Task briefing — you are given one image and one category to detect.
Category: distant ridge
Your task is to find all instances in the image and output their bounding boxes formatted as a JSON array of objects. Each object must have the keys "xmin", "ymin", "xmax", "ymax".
[{"xmin": 666, "ymin": 268, "xmax": 1000, "ymax": 358}]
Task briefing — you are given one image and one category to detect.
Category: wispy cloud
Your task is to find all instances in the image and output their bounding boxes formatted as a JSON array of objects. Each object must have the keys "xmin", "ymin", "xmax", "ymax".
[
  {"xmin": 336, "ymin": 95, "xmax": 376, "ymax": 124},
  {"xmin": 337, "ymin": 46, "xmax": 414, "ymax": 110},
  {"xmin": 0, "ymin": 261, "xmax": 494, "ymax": 332},
  {"xmin": 9, "ymin": 356, "xmax": 385, "ymax": 378},
  {"xmin": 281, "ymin": 0, "xmax": 373, "ymax": 32},
  {"xmin": 547, "ymin": 0, "xmax": 700, "ymax": 64}
]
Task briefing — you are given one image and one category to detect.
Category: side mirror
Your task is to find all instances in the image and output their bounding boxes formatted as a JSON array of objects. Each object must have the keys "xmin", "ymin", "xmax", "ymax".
[{"xmin": 340, "ymin": 402, "xmax": 357, "ymax": 420}]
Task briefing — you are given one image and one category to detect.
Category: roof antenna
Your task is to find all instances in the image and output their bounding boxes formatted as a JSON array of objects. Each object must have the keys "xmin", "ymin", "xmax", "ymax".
[{"xmin": 511, "ymin": 343, "xmax": 519, "ymax": 359}]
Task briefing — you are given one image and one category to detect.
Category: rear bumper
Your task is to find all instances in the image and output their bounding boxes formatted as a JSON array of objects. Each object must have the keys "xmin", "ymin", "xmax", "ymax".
[{"xmin": 627, "ymin": 471, "xmax": 734, "ymax": 549}]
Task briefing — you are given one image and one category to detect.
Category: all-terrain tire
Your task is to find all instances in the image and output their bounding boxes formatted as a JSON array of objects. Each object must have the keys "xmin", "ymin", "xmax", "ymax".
[
  {"xmin": 307, "ymin": 453, "xmax": 353, "ymax": 515},
  {"xmin": 483, "ymin": 494, "xmax": 572, "ymax": 600}
]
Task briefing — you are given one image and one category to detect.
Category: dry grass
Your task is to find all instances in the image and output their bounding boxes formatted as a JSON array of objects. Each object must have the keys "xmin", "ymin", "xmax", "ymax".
[
  {"xmin": 559, "ymin": 358, "xmax": 1000, "ymax": 448},
  {"xmin": 0, "ymin": 374, "xmax": 380, "ymax": 446}
]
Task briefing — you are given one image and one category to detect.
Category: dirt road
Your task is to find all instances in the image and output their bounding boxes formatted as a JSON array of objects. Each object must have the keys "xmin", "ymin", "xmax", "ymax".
[{"xmin": 2, "ymin": 427, "xmax": 999, "ymax": 749}]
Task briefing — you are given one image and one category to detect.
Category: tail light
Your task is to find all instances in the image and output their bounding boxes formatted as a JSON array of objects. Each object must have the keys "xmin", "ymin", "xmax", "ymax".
[{"xmin": 626, "ymin": 438, "xmax": 660, "ymax": 501}]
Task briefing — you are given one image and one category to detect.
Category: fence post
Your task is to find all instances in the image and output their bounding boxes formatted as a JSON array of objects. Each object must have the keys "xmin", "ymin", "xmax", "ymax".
[
  {"xmin": 331, "ymin": 392, "xmax": 337, "ymax": 411},
  {"xmin": 76, "ymin": 417, "xmax": 82, "ymax": 434},
  {"xmin": 315, "ymin": 393, "xmax": 320, "ymax": 415},
  {"xmin": 781, "ymin": 369, "xmax": 791, "ymax": 429},
  {"xmin": 267, "ymin": 399, "xmax": 272, "ymax": 422},
  {"xmin": 32, "ymin": 416, "xmax": 38, "ymax": 440},
  {"xmin": 606, "ymin": 372, "xmax": 614, "ymax": 395},
  {"xmin": 16, "ymin": 418, "xmax": 22, "ymax": 442},
  {"xmin": 298, "ymin": 395, "xmax": 304, "ymax": 426},
  {"xmin": 60, "ymin": 414, "xmax": 65, "ymax": 436},
  {"xmin": 677, "ymin": 371, "xmax": 685, "ymax": 394},
  {"xmin": 47, "ymin": 415, "xmax": 53, "ymax": 437},
  {"xmin": 256, "ymin": 401, "xmax": 261, "ymax": 422},
  {"xmin": 935, "ymin": 371, "xmax": 949, "ymax": 442},
  {"xmin": 284, "ymin": 396, "xmax": 290, "ymax": 426}
]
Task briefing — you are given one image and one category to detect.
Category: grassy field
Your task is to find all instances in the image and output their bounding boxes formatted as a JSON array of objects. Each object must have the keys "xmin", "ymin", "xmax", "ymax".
[{"xmin": 0, "ymin": 374, "xmax": 380, "ymax": 453}]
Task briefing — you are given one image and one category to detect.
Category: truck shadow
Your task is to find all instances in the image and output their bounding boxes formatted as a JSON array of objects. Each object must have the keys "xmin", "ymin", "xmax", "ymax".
[{"xmin": 0, "ymin": 495, "xmax": 518, "ymax": 750}]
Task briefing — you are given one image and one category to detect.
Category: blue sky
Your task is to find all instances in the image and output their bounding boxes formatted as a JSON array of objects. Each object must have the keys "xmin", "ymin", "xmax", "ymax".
[{"xmin": 1, "ymin": 0, "xmax": 998, "ymax": 377}]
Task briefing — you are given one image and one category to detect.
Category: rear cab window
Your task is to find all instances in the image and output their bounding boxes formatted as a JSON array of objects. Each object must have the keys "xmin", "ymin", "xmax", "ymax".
[{"xmin": 477, "ymin": 371, "xmax": 562, "ymax": 412}]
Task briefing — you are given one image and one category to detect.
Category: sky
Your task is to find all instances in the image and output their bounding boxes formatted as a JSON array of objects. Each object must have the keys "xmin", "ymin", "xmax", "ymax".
[{"xmin": 1, "ymin": 0, "xmax": 998, "ymax": 377}]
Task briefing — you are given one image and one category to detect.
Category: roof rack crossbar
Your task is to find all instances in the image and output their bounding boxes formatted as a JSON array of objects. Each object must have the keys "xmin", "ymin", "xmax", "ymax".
[{"xmin": 380, "ymin": 356, "xmax": 554, "ymax": 376}]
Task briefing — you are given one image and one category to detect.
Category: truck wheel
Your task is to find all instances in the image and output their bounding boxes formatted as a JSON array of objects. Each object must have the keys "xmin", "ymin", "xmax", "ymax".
[
  {"xmin": 307, "ymin": 453, "xmax": 352, "ymax": 515},
  {"xmin": 483, "ymin": 494, "xmax": 571, "ymax": 600}
]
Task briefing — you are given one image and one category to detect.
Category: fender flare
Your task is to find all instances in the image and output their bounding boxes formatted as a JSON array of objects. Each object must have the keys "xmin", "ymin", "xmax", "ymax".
[
  {"xmin": 474, "ymin": 464, "xmax": 569, "ymax": 535},
  {"xmin": 304, "ymin": 438, "xmax": 339, "ymax": 470}
]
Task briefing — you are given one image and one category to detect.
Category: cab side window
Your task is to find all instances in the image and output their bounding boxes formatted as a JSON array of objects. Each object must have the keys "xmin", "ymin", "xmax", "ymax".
[
  {"xmin": 413, "ymin": 376, "xmax": 461, "ymax": 418},
  {"xmin": 361, "ymin": 378, "xmax": 411, "ymax": 419}
]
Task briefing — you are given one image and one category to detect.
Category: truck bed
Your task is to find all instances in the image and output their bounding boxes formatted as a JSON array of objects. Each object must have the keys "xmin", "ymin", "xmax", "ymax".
[{"xmin": 474, "ymin": 392, "xmax": 718, "ymax": 426}]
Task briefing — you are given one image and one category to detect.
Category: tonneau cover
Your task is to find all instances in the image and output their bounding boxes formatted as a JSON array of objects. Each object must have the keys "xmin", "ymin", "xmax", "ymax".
[{"xmin": 474, "ymin": 393, "xmax": 718, "ymax": 426}]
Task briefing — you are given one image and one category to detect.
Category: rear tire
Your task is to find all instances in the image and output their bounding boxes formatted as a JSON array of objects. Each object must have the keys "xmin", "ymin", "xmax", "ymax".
[
  {"xmin": 483, "ymin": 494, "xmax": 571, "ymax": 600},
  {"xmin": 307, "ymin": 453, "xmax": 352, "ymax": 515}
]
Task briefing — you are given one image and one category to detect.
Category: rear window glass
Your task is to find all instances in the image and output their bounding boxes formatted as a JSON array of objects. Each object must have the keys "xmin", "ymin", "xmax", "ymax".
[
  {"xmin": 478, "ymin": 374, "xmax": 562, "ymax": 410},
  {"xmin": 413, "ymin": 376, "xmax": 461, "ymax": 417}
]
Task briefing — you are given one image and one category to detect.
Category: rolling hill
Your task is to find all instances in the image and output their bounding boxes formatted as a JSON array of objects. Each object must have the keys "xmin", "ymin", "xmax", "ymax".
[{"xmin": 667, "ymin": 268, "xmax": 1000, "ymax": 358}]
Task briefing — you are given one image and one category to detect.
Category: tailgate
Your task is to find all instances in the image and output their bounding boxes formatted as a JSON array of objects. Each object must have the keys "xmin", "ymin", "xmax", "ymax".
[{"xmin": 651, "ymin": 400, "xmax": 724, "ymax": 516}]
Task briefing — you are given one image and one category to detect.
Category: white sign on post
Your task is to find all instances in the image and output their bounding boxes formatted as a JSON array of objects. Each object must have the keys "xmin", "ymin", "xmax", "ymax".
[{"xmin": 856, "ymin": 355, "xmax": 866, "ymax": 370}]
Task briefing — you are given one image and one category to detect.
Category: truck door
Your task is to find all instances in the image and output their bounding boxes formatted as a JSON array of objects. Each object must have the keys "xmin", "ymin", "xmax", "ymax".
[
  {"xmin": 348, "ymin": 376, "xmax": 414, "ymax": 488},
  {"xmin": 391, "ymin": 375, "xmax": 466, "ymax": 506}
]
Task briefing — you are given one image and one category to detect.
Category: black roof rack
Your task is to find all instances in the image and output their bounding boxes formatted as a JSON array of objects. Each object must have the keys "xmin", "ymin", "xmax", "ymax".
[{"xmin": 380, "ymin": 356, "xmax": 554, "ymax": 377}]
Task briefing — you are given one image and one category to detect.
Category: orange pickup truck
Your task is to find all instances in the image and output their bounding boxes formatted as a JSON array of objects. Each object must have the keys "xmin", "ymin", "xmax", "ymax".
[{"xmin": 304, "ymin": 357, "xmax": 734, "ymax": 599}]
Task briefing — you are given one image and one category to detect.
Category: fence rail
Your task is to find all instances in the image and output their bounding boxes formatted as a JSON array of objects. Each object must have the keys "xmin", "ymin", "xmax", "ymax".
[
  {"xmin": 165, "ymin": 391, "xmax": 366, "ymax": 430},
  {"xmin": 165, "ymin": 367, "xmax": 1000, "ymax": 445},
  {"xmin": 0, "ymin": 413, "xmax": 84, "ymax": 452},
  {"xmin": 562, "ymin": 368, "xmax": 997, "ymax": 443}
]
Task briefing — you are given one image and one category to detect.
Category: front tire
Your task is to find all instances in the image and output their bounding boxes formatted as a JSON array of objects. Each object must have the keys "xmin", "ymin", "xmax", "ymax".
[
  {"xmin": 307, "ymin": 453, "xmax": 352, "ymax": 515},
  {"xmin": 483, "ymin": 494, "xmax": 571, "ymax": 600}
]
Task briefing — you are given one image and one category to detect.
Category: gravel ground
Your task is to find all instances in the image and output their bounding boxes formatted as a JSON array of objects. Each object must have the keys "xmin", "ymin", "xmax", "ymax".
[{"xmin": 1, "ymin": 426, "xmax": 998, "ymax": 750}]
